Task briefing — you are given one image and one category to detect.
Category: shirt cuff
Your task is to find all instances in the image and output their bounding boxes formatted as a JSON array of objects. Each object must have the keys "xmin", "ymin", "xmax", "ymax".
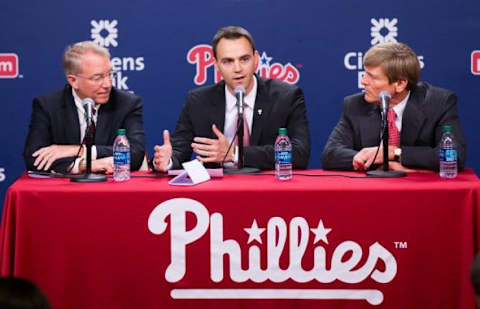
[
  {"xmin": 71, "ymin": 157, "xmax": 82, "ymax": 174},
  {"xmin": 91, "ymin": 145, "xmax": 97, "ymax": 160},
  {"xmin": 152, "ymin": 157, "xmax": 173, "ymax": 172},
  {"xmin": 233, "ymin": 146, "xmax": 238, "ymax": 164},
  {"xmin": 166, "ymin": 158, "xmax": 173, "ymax": 171}
]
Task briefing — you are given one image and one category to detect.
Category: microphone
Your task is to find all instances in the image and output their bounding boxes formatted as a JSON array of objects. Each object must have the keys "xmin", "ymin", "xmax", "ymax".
[
  {"xmin": 366, "ymin": 90, "xmax": 405, "ymax": 178},
  {"xmin": 234, "ymin": 86, "xmax": 245, "ymax": 115},
  {"xmin": 82, "ymin": 97, "xmax": 95, "ymax": 127},
  {"xmin": 222, "ymin": 86, "xmax": 259, "ymax": 174},
  {"xmin": 71, "ymin": 97, "xmax": 106, "ymax": 183},
  {"xmin": 379, "ymin": 91, "xmax": 391, "ymax": 120}
]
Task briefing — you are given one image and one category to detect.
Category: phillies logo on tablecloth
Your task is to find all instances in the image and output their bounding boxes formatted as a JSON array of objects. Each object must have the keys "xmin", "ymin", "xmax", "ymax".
[
  {"xmin": 90, "ymin": 19, "xmax": 145, "ymax": 92},
  {"xmin": 343, "ymin": 18, "xmax": 424, "ymax": 89},
  {"xmin": 187, "ymin": 45, "xmax": 300, "ymax": 85},
  {"xmin": 472, "ymin": 51, "xmax": 480, "ymax": 75},
  {"xmin": 0, "ymin": 53, "xmax": 19, "ymax": 79},
  {"xmin": 148, "ymin": 198, "xmax": 398, "ymax": 306}
]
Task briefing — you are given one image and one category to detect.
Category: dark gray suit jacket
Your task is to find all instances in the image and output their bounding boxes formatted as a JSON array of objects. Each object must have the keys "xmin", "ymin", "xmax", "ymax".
[
  {"xmin": 24, "ymin": 85, "xmax": 146, "ymax": 173},
  {"xmin": 322, "ymin": 82, "xmax": 466, "ymax": 171},
  {"xmin": 170, "ymin": 77, "xmax": 310, "ymax": 170}
]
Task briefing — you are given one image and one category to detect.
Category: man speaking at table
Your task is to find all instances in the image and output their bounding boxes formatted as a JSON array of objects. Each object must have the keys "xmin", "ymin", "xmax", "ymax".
[
  {"xmin": 152, "ymin": 26, "xmax": 310, "ymax": 171},
  {"xmin": 23, "ymin": 41, "xmax": 146, "ymax": 174},
  {"xmin": 321, "ymin": 42, "xmax": 466, "ymax": 172}
]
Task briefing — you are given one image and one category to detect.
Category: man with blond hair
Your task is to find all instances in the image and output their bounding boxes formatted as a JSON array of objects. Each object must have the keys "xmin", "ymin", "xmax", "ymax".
[
  {"xmin": 24, "ymin": 41, "xmax": 145, "ymax": 174},
  {"xmin": 322, "ymin": 42, "xmax": 466, "ymax": 172}
]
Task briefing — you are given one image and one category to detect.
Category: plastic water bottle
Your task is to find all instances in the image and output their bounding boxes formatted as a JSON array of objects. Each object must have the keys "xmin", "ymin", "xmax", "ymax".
[
  {"xmin": 275, "ymin": 128, "xmax": 292, "ymax": 180},
  {"xmin": 439, "ymin": 125, "xmax": 457, "ymax": 178},
  {"xmin": 113, "ymin": 128, "xmax": 131, "ymax": 182}
]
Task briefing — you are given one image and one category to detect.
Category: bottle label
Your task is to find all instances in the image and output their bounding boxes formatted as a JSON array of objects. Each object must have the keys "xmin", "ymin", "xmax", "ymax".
[
  {"xmin": 114, "ymin": 151, "xmax": 130, "ymax": 165},
  {"xmin": 440, "ymin": 149, "xmax": 457, "ymax": 162},
  {"xmin": 276, "ymin": 151, "xmax": 292, "ymax": 164}
]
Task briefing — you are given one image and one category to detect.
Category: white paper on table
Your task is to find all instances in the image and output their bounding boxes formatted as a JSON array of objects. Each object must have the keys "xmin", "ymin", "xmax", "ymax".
[{"xmin": 168, "ymin": 159, "xmax": 211, "ymax": 186}]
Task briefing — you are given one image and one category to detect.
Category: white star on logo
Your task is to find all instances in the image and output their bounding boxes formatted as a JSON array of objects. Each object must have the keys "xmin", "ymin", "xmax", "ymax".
[
  {"xmin": 259, "ymin": 51, "xmax": 273, "ymax": 67},
  {"xmin": 310, "ymin": 220, "xmax": 332, "ymax": 245},
  {"xmin": 244, "ymin": 219, "xmax": 265, "ymax": 244}
]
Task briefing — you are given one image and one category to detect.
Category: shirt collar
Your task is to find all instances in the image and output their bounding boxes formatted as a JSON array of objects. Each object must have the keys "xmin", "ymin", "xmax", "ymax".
[
  {"xmin": 225, "ymin": 75, "xmax": 257, "ymax": 112},
  {"xmin": 392, "ymin": 90, "xmax": 410, "ymax": 117},
  {"xmin": 71, "ymin": 88, "xmax": 100, "ymax": 114}
]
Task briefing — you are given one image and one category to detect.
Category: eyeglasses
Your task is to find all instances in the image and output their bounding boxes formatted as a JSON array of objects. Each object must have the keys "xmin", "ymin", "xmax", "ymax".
[{"xmin": 75, "ymin": 70, "xmax": 115, "ymax": 84}]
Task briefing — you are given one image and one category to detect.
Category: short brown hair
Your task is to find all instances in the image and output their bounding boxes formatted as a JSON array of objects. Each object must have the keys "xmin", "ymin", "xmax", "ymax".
[
  {"xmin": 62, "ymin": 41, "xmax": 110, "ymax": 76},
  {"xmin": 364, "ymin": 42, "xmax": 420, "ymax": 91},
  {"xmin": 212, "ymin": 26, "xmax": 255, "ymax": 59}
]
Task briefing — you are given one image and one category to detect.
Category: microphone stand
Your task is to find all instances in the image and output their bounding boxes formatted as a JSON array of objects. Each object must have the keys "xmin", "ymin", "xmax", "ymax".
[
  {"xmin": 223, "ymin": 91, "xmax": 260, "ymax": 175},
  {"xmin": 367, "ymin": 107, "xmax": 406, "ymax": 178},
  {"xmin": 71, "ymin": 108, "xmax": 107, "ymax": 183}
]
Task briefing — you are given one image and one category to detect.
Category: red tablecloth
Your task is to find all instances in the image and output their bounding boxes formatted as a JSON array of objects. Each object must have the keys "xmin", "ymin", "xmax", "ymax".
[{"xmin": 1, "ymin": 170, "xmax": 479, "ymax": 309}]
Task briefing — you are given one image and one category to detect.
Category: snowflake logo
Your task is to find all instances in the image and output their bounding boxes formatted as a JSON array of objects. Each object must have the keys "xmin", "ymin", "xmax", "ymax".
[
  {"xmin": 90, "ymin": 20, "xmax": 118, "ymax": 47},
  {"xmin": 370, "ymin": 18, "xmax": 398, "ymax": 45}
]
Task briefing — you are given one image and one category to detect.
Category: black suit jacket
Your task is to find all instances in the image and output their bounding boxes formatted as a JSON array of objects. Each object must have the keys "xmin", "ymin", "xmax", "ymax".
[
  {"xmin": 322, "ymin": 82, "xmax": 466, "ymax": 171},
  {"xmin": 170, "ymin": 77, "xmax": 310, "ymax": 170},
  {"xmin": 24, "ymin": 85, "xmax": 146, "ymax": 173}
]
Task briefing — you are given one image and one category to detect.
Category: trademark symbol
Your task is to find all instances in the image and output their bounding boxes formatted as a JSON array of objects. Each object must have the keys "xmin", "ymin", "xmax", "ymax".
[
  {"xmin": 18, "ymin": 74, "xmax": 23, "ymax": 78},
  {"xmin": 394, "ymin": 241, "xmax": 408, "ymax": 249}
]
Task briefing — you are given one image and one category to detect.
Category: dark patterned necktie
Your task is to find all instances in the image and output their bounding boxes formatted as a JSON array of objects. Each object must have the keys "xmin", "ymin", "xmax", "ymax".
[{"xmin": 82, "ymin": 107, "xmax": 96, "ymax": 144}]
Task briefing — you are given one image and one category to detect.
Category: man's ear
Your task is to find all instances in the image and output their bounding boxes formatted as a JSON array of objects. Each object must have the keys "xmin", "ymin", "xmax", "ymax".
[
  {"xmin": 66, "ymin": 74, "xmax": 78, "ymax": 90},
  {"xmin": 394, "ymin": 79, "xmax": 408, "ymax": 93}
]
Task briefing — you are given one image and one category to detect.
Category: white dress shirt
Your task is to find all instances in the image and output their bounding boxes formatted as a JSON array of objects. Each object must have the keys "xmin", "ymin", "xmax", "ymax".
[
  {"xmin": 391, "ymin": 91, "xmax": 410, "ymax": 132},
  {"xmin": 71, "ymin": 89, "xmax": 100, "ymax": 173},
  {"xmin": 223, "ymin": 76, "xmax": 257, "ymax": 166}
]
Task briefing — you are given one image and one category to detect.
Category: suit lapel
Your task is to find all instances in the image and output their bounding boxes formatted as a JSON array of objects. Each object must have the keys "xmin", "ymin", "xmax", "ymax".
[
  {"xmin": 250, "ymin": 77, "xmax": 267, "ymax": 145},
  {"xmin": 63, "ymin": 86, "xmax": 81, "ymax": 143},
  {"xmin": 95, "ymin": 90, "xmax": 114, "ymax": 145},
  {"xmin": 211, "ymin": 82, "xmax": 226, "ymax": 135},
  {"xmin": 401, "ymin": 87, "xmax": 427, "ymax": 146}
]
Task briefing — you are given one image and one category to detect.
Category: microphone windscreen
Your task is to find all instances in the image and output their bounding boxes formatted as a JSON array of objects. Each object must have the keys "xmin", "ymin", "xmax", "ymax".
[
  {"xmin": 234, "ymin": 86, "xmax": 245, "ymax": 95},
  {"xmin": 379, "ymin": 91, "xmax": 391, "ymax": 100}
]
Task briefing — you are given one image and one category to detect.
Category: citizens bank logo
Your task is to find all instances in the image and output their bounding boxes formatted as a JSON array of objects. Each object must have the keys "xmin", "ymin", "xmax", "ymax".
[
  {"xmin": 187, "ymin": 45, "xmax": 300, "ymax": 85},
  {"xmin": 344, "ymin": 18, "xmax": 424, "ymax": 89},
  {"xmin": 148, "ymin": 198, "xmax": 398, "ymax": 306},
  {"xmin": 0, "ymin": 167, "xmax": 5, "ymax": 182},
  {"xmin": 90, "ymin": 19, "xmax": 145, "ymax": 91},
  {"xmin": 370, "ymin": 18, "xmax": 398, "ymax": 45},
  {"xmin": 91, "ymin": 20, "xmax": 118, "ymax": 47},
  {"xmin": 471, "ymin": 51, "xmax": 480, "ymax": 75},
  {"xmin": 0, "ymin": 54, "xmax": 19, "ymax": 79}
]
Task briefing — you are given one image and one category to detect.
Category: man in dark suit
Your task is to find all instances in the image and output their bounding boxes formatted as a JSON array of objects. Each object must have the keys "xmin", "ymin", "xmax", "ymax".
[
  {"xmin": 24, "ymin": 41, "xmax": 145, "ymax": 174},
  {"xmin": 152, "ymin": 26, "xmax": 310, "ymax": 171},
  {"xmin": 322, "ymin": 42, "xmax": 466, "ymax": 172}
]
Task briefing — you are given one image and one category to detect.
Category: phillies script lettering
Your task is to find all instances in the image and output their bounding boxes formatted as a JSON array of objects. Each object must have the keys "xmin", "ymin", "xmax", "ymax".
[
  {"xmin": 187, "ymin": 45, "xmax": 300, "ymax": 85},
  {"xmin": 148, "ymin": 198, "xmax": 397, "ymax": 285}
]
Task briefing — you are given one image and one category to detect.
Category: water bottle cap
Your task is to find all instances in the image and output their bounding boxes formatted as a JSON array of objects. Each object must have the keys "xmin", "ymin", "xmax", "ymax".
[
  {"xmin": 443, "ymin": 125, "xmax": 452, "ymax": 132},
  {"xmin": 117, "ymin": 128, "xmax": 126, "ymax": 135},
  {"xmin": 278, "ymin": 128, "xmax": 287, "ymax": 135}
]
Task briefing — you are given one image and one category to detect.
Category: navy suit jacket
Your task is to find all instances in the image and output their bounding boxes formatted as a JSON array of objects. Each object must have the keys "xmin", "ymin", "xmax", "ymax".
[
  {"xmin": 24, "ymin": 85, "xmax": 146, "ymax": 173},
  {"xmin": 322, "ymin": 82, "xmax": 466, "ymax": 171},
  {"xmin": 170, "ymin": 77, "xmax": 310, "ymax": 170}
]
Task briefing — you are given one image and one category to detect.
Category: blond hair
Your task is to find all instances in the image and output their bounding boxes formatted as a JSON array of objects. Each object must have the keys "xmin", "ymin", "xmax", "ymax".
[
  {"xmin": 364, "ymin": 42, "xmax": 420, "ymax": 91},
  {"xmin": 62, "ymin": 41, "xmax": 110, "ymax": 75}
]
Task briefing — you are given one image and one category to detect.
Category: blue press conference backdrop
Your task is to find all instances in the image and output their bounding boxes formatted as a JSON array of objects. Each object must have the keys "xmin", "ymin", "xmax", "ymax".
[{"xmin": 1, "ymin": 0, "xmax": 479, "ymax": 212}]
